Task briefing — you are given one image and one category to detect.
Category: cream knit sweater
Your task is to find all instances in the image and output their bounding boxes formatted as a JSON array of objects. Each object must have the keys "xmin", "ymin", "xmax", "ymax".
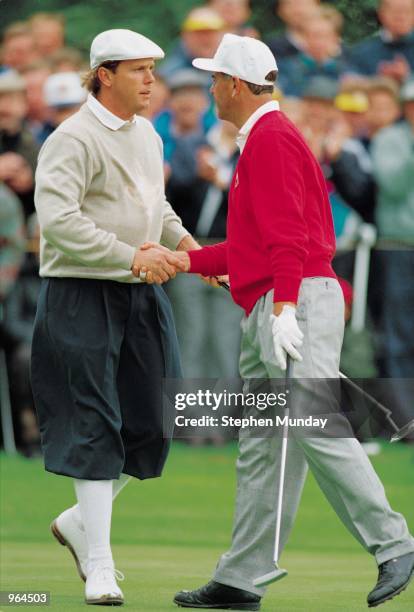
[{"xmin": 34, "ymin": 103, "xmax": 188, "ymax": 282}]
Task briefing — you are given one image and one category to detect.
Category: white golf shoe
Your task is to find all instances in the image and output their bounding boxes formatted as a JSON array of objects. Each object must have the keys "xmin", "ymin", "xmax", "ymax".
[
  {"xmin": 50, "ymin": 507, "xmax": 88, "ymax": 581},
  {"xmin": 85, "ymin": 564, "xmax": 124, "ymax": 606}
]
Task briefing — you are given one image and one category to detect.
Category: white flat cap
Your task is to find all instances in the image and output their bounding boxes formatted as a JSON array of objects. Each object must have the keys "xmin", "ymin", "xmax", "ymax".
[
  {"xmin": 193, "ymin": 33, "xmax": 277, "ymax": 86},
  {"xmin": 44, "ymin": 72, "xmax": 86, "ymax": 108},
  {"xmin": 90, "ymin": 29, "xmax": 165, "ymax": 69}
]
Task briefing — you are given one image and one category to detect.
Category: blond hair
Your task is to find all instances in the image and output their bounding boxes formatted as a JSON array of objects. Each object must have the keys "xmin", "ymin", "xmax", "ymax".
[
  {"xmin": 307, "ymin": 4, "xmax": 344, "ymax": 35},
  {"xmin": 81, "ymin": 61, "xmax": 121, "ymax": 95},
  {"xmin": 29, "ymin": 13, "xmax": 65, "ymax": 28},
  {"xmin": 2, "ymin": 21, "xmax": 32, "ymax": 42}
]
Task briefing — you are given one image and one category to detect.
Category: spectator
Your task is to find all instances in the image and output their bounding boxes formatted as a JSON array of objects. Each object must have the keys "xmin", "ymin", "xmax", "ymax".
[
  {"xmin": 155, "ymin": 69, "xmax": 215, "ymax": 186},
  {"xmin": 1, "ymin": 22, "xmax": 38, "ymax": 72},
  {"xmin": 299, "ymin": 77, "xmax": 362, "ymax": 248},
  {"xmin": 2, "ymin": 214, "xmax": 41, "ymax": 456},
  {"xmin": 334, "ymin": 81, "xmax": 370, "ymax": 139},
  {"xmin": 267, "ymin": 0, "xmax": 320, "ymax": 62},
  {"xmin": 366, "ymin": 76, "xmax": 402, "ymax": 136},
  {"xmin": 277, "ymin": 5, "xmax": 350, "ymax": 97},
  {"xmin": 48, "ymin": 47, "xmax": 86, "ymax": 73},
  {"xmin": 29, "ymin": 13, "xmax": 65, "ymax": 58},
  {"xmin": 166, "ymin": 119, "xmax": 242, "ymax": 384},
  {"xmin": 349, "ymin": 0, "xmax": 414, "ymax": 82},
  {"xmin": 301, "ymin": 76, "xmax": 340, "ymax": 158},
  {"xmin": 20, "ymin": 60, "xmax": 53, "ymax": 144},
  {"xmin": 372, "ymin": 80, "xmax": 414, "ymax": 250},
  {"xmin": 44, "ymin": 72, "xmax": 87, "ymax": 128},
  {"xmin": 371, "ymin": 78, "xmax": 414, "ymax": 434},
  {"xmin": 0, "ymin": 70, "xmax": 39, "ymax": 218},
  {"xmin": 324, "ymin": 86, "xmax": 376, "ymax": 223},
  {"xmin": 158, "ymin": 7, "xmax": 225, "ymax": 86},
  {"xmin": 208, "ymin": 0, "xmax": 259, "ymax": 37},
  {"xmin": 279, "ymin": 95, "xmax": 307, "ymax": 132},
  {"xmin": 320, "ymin": 77, "xmax": 401, "ymax": 226},
  {"xmin": 0, "ymin": 183, "xmax": 25, "ymax": 303}
]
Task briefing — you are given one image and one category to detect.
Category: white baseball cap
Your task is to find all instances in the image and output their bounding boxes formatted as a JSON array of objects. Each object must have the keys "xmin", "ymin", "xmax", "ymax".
[
  {"xmin": 192, "ymin": 33, "xmax": 277, "ymax": 86},
  {"xmin": 401, "ymin": 79, "xmax": 414, "ymax": 103},
  {"xmin": 90, "ymin": 29, "xmax": 164, "ymax": 69},
  {"xmin": 44, "ymin": 72, "xmax": 86, "ymax": 108}
]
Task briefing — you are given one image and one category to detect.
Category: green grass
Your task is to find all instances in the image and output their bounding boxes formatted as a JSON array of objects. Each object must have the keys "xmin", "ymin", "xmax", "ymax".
[{"xmin": 1, "ymin": 442, "xmax": 414, "ymax": 611}]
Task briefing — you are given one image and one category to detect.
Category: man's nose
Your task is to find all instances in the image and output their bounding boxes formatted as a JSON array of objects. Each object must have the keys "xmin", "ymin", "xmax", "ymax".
[{"xmin": 145, "ymin": 70, "xmax": 155, "ymax": 83}]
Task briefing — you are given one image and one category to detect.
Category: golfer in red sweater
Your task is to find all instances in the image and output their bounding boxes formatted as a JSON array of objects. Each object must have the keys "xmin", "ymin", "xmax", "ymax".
[{"xmin": 167, "ymin": 34, "xmax": 414, "ymax": 610}]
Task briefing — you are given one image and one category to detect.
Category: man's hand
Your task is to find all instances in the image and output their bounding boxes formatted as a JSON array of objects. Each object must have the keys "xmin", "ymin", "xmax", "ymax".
[
  {"xmin": 0, "ymin": 153, "xmax": 34, "ymax": 193},
  {"xmin": 270, "ymin": 305, "xmax": 304, "ymax": 370},
  {"xmin": 131, "ymin": 245, "xmax": 187, "ymax": 284},
  {"xmin": 378, "ymin": 55, "xmax": 410, "ymax": 83},
  {"xmin": 139, "ymin": 241, "xmax": 190, "ymax": 273},
  {"xmin": 323, "ymin": 117, "xmax": 352, "ymax": 162},
  {"xmin": 200, "ymin": 274, "xmax": 230, "ymax": 288},
  {"xmin": 197, "ymin": 146, "xmax": 218, "ymax": 184}
]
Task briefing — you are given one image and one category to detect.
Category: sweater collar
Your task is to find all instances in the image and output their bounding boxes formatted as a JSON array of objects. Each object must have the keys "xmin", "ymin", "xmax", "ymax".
[
  {"xmin": 236, "ymin": 100, "xmax": 279, "ymax": 153},
  {"xmin": 87, "ymin": 94, "xmax": 136, "ymax": 131}
]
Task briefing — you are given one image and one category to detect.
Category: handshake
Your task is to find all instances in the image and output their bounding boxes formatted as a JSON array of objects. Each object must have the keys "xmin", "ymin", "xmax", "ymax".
[{"xmin": 131, "ymin": 241, "xmax": 190, "ymax": 284}]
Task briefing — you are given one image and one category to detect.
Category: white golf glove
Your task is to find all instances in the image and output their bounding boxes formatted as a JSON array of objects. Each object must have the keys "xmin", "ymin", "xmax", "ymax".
[{"xmin": 270, "ymin": 305, "xmax": 304, "ymax": 371}]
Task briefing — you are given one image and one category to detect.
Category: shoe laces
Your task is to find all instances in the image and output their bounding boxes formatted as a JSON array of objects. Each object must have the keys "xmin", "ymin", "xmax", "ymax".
[
  {"xmin": 91, "ymin": 566, "xmax": 125, "ymax": 583},
  {"xmin": 377, "ymin": 559, "xmax": 398, "ymax": 582}
]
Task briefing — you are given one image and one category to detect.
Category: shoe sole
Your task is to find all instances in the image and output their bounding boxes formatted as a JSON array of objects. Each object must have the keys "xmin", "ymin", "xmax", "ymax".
[
  {"xmin": 173, "ymin": 598, "xmax": 260, "ymax": 610},
  {"xmin": 368, "ymin": 569, "xmax": 414, "ymax": 607},
  {"xmin": 50, "ymin": 520, "xmax": 87, "ymax": 582},
  {"xmin": 86, "ymin": 595, "xmax": 124, "ymax": 606}
]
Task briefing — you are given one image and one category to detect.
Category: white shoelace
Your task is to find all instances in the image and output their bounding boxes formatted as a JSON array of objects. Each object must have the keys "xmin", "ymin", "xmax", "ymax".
[{"xmin": 90, "ymin": 566, "xmax": 125, "ymax": 583}]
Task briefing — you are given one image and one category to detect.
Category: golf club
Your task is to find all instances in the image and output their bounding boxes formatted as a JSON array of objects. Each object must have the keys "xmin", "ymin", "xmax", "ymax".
[
  {"xmin": 216, "ymin": 279, "xmax": 414, "ymax": 442},
  {"xmin": 252, "ymin": 356, "xmax": 292, "ymax": 588}
]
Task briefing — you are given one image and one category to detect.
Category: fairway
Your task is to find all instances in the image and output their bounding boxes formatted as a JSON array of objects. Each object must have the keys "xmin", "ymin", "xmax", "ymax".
[{"xmin": 1, "ymin": 442, "xmax": 413, "ymax": 611}]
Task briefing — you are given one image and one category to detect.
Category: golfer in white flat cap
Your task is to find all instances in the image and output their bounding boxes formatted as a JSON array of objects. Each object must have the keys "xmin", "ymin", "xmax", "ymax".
[
  {"xmin": 32, "ymin": 29, "xmax": 200, "ymax": 606},
  {"xmin": 172, "ymin": 33, "xmax": 414, "ymax": 610}
]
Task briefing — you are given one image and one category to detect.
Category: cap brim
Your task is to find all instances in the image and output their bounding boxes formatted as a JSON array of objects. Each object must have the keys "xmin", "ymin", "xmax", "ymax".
[{"xmin": 192, "ymin": 58, "xmax": 226, "ymax": 73}]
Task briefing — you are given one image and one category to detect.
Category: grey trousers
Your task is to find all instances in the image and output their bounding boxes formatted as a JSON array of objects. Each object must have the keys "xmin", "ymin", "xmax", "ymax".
[{"xmin": 214, "ymin": 278, "xmax": 414, "ymax": 596}]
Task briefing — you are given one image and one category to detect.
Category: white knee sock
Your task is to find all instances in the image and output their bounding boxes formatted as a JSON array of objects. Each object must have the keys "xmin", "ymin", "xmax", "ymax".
[
  {"xmin": 71, "ymin": 474, "xmax": 131, "ymax": 526},
  {"xmin": 74, "ymin": 479, "xmax": 113, "ymax": 570}
]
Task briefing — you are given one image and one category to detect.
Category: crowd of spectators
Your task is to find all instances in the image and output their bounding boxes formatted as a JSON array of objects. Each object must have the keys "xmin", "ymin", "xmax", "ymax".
[{"xmin": 1, "ymin": 0, "xmax": 413, "ymax": 453}]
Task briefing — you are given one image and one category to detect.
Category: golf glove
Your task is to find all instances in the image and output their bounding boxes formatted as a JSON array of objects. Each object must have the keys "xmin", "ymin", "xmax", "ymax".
[{"xmin": 270, "ymin": 305, "xmax": 304, "ymax": 371}]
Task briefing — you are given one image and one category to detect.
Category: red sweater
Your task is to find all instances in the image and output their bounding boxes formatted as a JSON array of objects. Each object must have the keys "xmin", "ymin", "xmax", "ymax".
[{"xmin": 189, "ymin": 111, "xmax": 337, "ymax": 315}]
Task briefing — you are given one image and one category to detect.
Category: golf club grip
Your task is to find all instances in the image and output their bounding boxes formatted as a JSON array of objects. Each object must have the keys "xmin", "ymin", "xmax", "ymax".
[{"xmin": 214, "ymin": 277, "xmax": 230, "ymax": 291}]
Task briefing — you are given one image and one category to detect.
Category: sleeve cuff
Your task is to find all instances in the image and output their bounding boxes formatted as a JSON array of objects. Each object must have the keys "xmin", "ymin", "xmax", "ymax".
[
  {"xmin": 112, "ymin": 242, "xmax": 136, "ymax": 271},
  {"xmin": 161, "ymin": 222, "xmax": 190, "ymax": 251},
  {"xmin": 273, "ymin": 276, "xmax": 302, "ymax": 303},
  {"xmin": 188, "ymin": 249, "xmax": 208, "ymax": 275}
]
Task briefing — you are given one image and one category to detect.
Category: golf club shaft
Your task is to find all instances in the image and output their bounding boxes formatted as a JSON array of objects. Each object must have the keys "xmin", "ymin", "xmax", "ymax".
[{"xmin": 274, "ymin": 356, "xmax": 292, "ymax": 563}]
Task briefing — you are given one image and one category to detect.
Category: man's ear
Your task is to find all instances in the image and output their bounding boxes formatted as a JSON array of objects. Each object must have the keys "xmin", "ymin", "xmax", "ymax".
[
  {"xmin": 97, "ymin": 66, "xmax": 113, "ymax": 89},
  {"xmin": 232, "ymin": 77, "xmax": 242, "ymax": 98}
]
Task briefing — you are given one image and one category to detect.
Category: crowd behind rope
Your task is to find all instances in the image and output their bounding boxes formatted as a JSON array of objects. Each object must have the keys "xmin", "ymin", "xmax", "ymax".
[{"xmin": 0, "ymin": 0, "xmax": 413, "ymax": 454}]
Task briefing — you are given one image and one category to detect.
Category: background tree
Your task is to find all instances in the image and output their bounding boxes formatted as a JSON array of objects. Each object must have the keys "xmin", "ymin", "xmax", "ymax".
[{"xmin": 2, "ymin": 0, "xmax": 380, "ymax": 57}]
